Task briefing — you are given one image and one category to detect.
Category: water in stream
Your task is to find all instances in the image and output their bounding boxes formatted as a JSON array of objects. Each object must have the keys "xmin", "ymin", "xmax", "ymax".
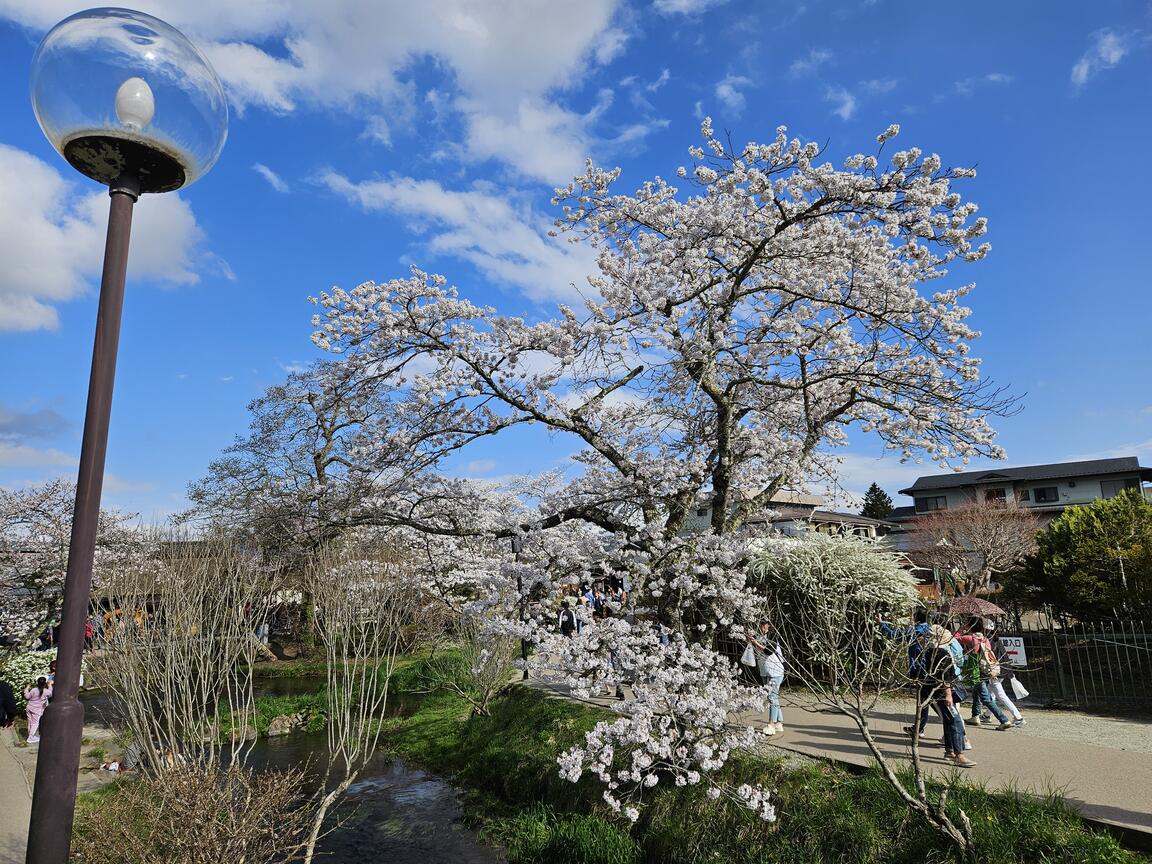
[
  {"xmin": 254, "ymin": 733, "xmax": 503, "ymax": 863},
  {"xmin": 80, "ymin": 683, "xmax": 505, "ymax": 863}
]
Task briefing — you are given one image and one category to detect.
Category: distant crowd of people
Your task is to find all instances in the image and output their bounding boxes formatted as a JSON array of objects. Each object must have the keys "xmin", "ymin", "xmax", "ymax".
[
  {"xmin": 551, "ymin": 591, "xmax": 1027, "ymax": 768},
  {"xmin": 880, "ymin": 611, "xmax": 1026, "ymax": 767}
]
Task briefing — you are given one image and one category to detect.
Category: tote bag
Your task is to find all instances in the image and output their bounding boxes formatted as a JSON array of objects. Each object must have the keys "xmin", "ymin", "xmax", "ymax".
[{"xmin": 1010, "ymin": 677, "xmax": 1029, "ymax": 700}]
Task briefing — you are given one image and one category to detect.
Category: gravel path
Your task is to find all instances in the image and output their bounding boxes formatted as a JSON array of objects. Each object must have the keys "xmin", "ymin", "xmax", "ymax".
[{"xmin": 1008, "ymin": 702, "xmax": 1152, "ymax": 754}]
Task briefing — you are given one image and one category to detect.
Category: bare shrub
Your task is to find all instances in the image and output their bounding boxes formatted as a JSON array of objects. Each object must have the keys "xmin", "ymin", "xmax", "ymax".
[
  {"xmin": 302, "ymin": 542, "xmax": 427, "ymax": 863},
  {"xmin": 913, "ymin": 501, "xmax": 1039, "ymax": 595},
  {"xmin": 412, "ymin": 611, "xmax": 519, "ymax": 716},
  {"xmin": 86, "ymin": 534, "xmax": 273, "ymax": 772},
  {"xmin": 72, "ymin": 764, "xmax": 313, "ymax": 864}
]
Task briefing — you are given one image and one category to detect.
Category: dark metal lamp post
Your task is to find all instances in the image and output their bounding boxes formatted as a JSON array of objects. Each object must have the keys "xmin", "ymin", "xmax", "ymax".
[{"xmin": 26, "ymin": 9, "xmax": 226, "ymax": 863}]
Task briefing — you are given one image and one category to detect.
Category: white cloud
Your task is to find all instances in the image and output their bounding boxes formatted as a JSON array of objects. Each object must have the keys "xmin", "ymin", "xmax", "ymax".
[
  {"xmin": 1071, "ymin": 29, "xmax": 1135, "ymax": 86},
  {"xmin": 0, "ymin": 0, "xmax": 624, "ymax": 185},
  {"xmin": 362, "ymin": 116, "xmax": 393, "ymax": 147},
  {"xmin": 1064, "ymin": 439, "xmax": 1152, "ymax": 462},
  {"xmin": 621, "ymin": 68, "xmax": 670, "ymax": 111},
  {"xmin": 653, "ymin": 0, "xmax": 729, "ymax": 14},
  {"xmin": 0, "ymin": 145, "xmax": 209, "ymax": 331},
  {"xmin": 461, "ymin": 96, "xmax": 597, "ymax": 184},
  {"xmin": 252, "ymin": 163, "xmax": 290, "ymax": 193},
  {"xmin": 103, "ymin": 474, "xmax": 157, "ymax": 494},
  {"xmin": 465, "ymin": 459, "xmax": 497, "ymax": 475},
  {"xmin": 789, "ymin": 48, "xmax": 832, "ymax": 77},
  {"xmin": 714, "ymin": 74, "xmax": 752, "ymax": 114},
  {"xmin": 822, "ymin": 452, "xmax": 936, "ymax": 507},
  {"xmin": 825, "ymin": 86, "xmax": 857, "ymax": 121},
  {"xmin": 860, "ymin": 78, "xmax": 897, "ymax": 95},
  {"xmin": 0, "ymin": 441, "xmax": 76, "ymax": 468},
  {"xmin": 953, "ymin": 71, "xmax": 1014, "ymax": 97},
  {"xmin": 320, "ymin": 172, "xmax": 600, "ymax": 303}
]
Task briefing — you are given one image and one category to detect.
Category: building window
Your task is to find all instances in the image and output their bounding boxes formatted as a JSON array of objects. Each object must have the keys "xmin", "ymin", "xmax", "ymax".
[
  {"xmin": 1018, "ymin": 489, "xmax": 1031, "ymax": 502},
  {"xmin": 1100, "ymin": 479, "xmax": 1139, "ymax": 499},
  {"xmin": 985, "ymin": 488, "xmax": 1006, "ymax": 504},
  {"xmin": 915, "ymin": 496, "xmax": 948, "ymax": 512},
  {"xmin": 1034, "ymin": 487, "xmax": 1060, "ymax": 503}
]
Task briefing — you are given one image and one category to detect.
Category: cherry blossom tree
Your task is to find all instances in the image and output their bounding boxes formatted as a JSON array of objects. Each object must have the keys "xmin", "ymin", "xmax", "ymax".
[
  {"xmin": 185, "ymin": 361, "xmax": 384, "ymax": 565},
  {"xmin": 304, "ymin": 120, "xmax": 1012, "ymax": 826},
  {"xmin": 0, "ymin": 479, "xmax": 143, "ymax": 659}
]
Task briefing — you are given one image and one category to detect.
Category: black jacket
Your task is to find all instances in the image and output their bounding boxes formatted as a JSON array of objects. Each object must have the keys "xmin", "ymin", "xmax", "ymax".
[{"xmin": 0, "ymin": 680, "xmax": 17, "ymax": 726}]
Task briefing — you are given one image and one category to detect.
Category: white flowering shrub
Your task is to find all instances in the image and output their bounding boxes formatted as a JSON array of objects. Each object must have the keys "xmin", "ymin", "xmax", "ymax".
[
  {"xmin": 750, "ymin": 534, "xmax": 918, "ymax": 677},
  {"xmin": 0, "ymin": 648, "xmax": 56, "ymax": 710},
  {"xmin": 750, "ymin": 534, "xmax": 975, "ymax": 849}
]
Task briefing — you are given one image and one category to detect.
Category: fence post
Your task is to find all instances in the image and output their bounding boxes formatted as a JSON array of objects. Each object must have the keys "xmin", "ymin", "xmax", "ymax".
[{"xmin": 1044, "ymin": 605, "xmax": 1069, "ymax": 702}]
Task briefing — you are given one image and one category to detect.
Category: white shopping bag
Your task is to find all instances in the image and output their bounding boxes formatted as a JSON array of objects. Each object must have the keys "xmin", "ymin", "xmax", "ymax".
[
  {"xmin": 1010, "ymin": 677, "xmax": 1029, "ymax": 700},
  {"xmin": 740, "ymin": 644, "xmax": 757, "ymax": 666}
]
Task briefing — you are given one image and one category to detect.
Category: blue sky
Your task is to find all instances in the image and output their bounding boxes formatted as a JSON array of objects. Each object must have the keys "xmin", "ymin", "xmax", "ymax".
[{"xmin": 0, "ymin": 0, "xmax": 1150, "ymax": 520}]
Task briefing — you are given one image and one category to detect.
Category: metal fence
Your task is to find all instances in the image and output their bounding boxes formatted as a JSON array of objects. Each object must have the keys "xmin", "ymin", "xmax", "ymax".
[{"xmin": 1002, "ymin": 616, "xmax": 1152, "ymax": 712}]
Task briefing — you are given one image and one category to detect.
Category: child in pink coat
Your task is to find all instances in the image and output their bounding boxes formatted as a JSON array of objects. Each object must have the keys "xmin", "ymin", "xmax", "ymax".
[{"xmin": 23, "ymin": 677, "xmax": 52, "ymax": 743}]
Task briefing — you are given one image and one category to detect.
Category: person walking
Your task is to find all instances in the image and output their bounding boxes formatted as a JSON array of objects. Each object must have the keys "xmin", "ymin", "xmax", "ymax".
[
  {"xmin": 958, "ymin": 619, "xmax": 1013, "ymax": 731},
  {"xmin": 878, "ymin": 608, "xmax": 934, "ymax": 734},
  {"xmin": 0, "ymin": 678, "xmax": 17, "ymax": 732},
  {"xmin": 747, "ymin": 621, "xmax": 785, "ymax": 735},
  {"xmin": 987, "ymin": 622, "xmax": 1026, "ymax": 726},
  {"xmin": 23, "ymin": 676, "xmax": 52, "ymax": 743},
  {"xmin": 557, "ymin": 599, "xmax": 579, "ymax": 638},
  {"xmin": 920, "ymin": 633, "xmax": 976, "ymax": 767}
]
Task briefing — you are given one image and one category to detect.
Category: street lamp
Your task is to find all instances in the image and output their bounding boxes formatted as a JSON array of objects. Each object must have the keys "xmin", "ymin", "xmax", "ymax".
[{"xmin": 26, "ymin": 9, "xmax": 226, "ymax": 863}]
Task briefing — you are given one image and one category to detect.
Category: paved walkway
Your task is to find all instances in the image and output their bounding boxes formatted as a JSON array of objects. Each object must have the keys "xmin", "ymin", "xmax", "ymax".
[
  {"xmin": 529, "ymin": 677, "xmax": 1152, "ymax": 839},
  {"xmin": 0, "ymin": 721, "xmax": 121, "ymax": 864},
  {"xmin": 758, "ymin": 694, "xmax": 1152, "ymax": 837},
  {"xmin": 0, "ymin": 729, "xmax": 32, "ymax": 864}
]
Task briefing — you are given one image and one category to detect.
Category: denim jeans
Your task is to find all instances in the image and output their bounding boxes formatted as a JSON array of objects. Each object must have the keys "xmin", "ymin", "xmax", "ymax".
[
  {"xmin": 914, "ymin": 683, "xmax": 936, "ymax": 731},
  {"xmin": 761, "ymin": 674, "xmax": 783, "ymax": 723},
  {"xmin": 931, "ymin": 698, "xmax": 966, "ymax": 754},
  {"xmin": 971, "ymin": 680, "xmax": 1010, "ymax": 724}
]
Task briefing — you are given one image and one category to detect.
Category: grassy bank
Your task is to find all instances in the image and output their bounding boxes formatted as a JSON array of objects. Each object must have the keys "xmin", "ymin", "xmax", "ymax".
[{"xmin": 386, "ymin": 654, "xmax": 1147, "ymax": 864}]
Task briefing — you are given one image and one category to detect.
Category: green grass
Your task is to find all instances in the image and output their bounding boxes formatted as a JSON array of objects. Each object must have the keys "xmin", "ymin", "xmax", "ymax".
[
  {"xmin": 218, "ymin": 690, "xmax": 328, "ymax": 736},
  {"xmin": 384, "ymin": 651, "xmax": 1148, "ymax": 864},
  {"xmin": 485, "ymin": 804, "xmax": 643, "ymax": 864}
]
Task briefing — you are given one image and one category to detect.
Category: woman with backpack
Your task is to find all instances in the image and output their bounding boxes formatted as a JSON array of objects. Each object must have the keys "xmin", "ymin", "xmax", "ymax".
[
  {"xmin": 958, "ymin": 619, "xmax": 1013, "ymax": 730},
  {"xmin": 23, "ymin": 675, "xmax": 52, "ymax": 743}
]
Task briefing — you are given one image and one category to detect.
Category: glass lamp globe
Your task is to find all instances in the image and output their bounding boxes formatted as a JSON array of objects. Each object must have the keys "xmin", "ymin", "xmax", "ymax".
[{"xmin": 30, "ymin": 7, "xmax": 227, "ymax": 193}]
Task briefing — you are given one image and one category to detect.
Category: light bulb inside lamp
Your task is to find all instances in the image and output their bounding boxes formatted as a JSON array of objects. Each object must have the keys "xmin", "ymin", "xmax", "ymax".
[{"xmin": 115, "ymin": 77, "xmax": 155, "ymax": 129}]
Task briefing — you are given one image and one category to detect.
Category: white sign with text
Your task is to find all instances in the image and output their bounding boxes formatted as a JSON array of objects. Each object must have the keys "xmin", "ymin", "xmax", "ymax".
[{"xmin": 999, "ymin": 636, "xmax": 1027, "ymax": 667}]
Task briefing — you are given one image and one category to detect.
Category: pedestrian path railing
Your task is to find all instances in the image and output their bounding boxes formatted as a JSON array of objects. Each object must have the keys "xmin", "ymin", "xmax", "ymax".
[{"xmin": 1004, "ymin": 617, "xmax": 1152, "ymax": 712}]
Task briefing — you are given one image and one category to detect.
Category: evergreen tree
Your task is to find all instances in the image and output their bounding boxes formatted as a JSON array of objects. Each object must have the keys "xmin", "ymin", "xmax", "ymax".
[
  {"xmin": 1007, "ymin": 489, "xmax": 1152, "ymax": 617},
  {"xmin": 860, "ymin": 483, "xmax": 894, "ymax": 519}
]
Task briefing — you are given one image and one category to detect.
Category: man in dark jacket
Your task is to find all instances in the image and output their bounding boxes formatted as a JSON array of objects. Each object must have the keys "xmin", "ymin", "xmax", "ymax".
[
  {"xmin": 0, "ymin": 679, "xmax": 17, "ymax": 729},
  {"xmin": 920, "ymin": 638, "xmax": 975, "ymax": 767},
  {"xmin": 879, "ymin": 608, "xmax": 933, "ymax": 732}
]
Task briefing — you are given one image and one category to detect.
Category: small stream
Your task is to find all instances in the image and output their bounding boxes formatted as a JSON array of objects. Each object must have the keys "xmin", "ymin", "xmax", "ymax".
[{"xmin": 79, "ymin": 681, "xmax": 504, "ymax": 863}]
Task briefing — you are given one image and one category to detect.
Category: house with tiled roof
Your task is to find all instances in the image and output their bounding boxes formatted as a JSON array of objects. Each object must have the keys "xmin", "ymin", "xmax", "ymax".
[{"xmin": 893, "ymin": 457, "xmax": 1152, "ymax": 524}]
